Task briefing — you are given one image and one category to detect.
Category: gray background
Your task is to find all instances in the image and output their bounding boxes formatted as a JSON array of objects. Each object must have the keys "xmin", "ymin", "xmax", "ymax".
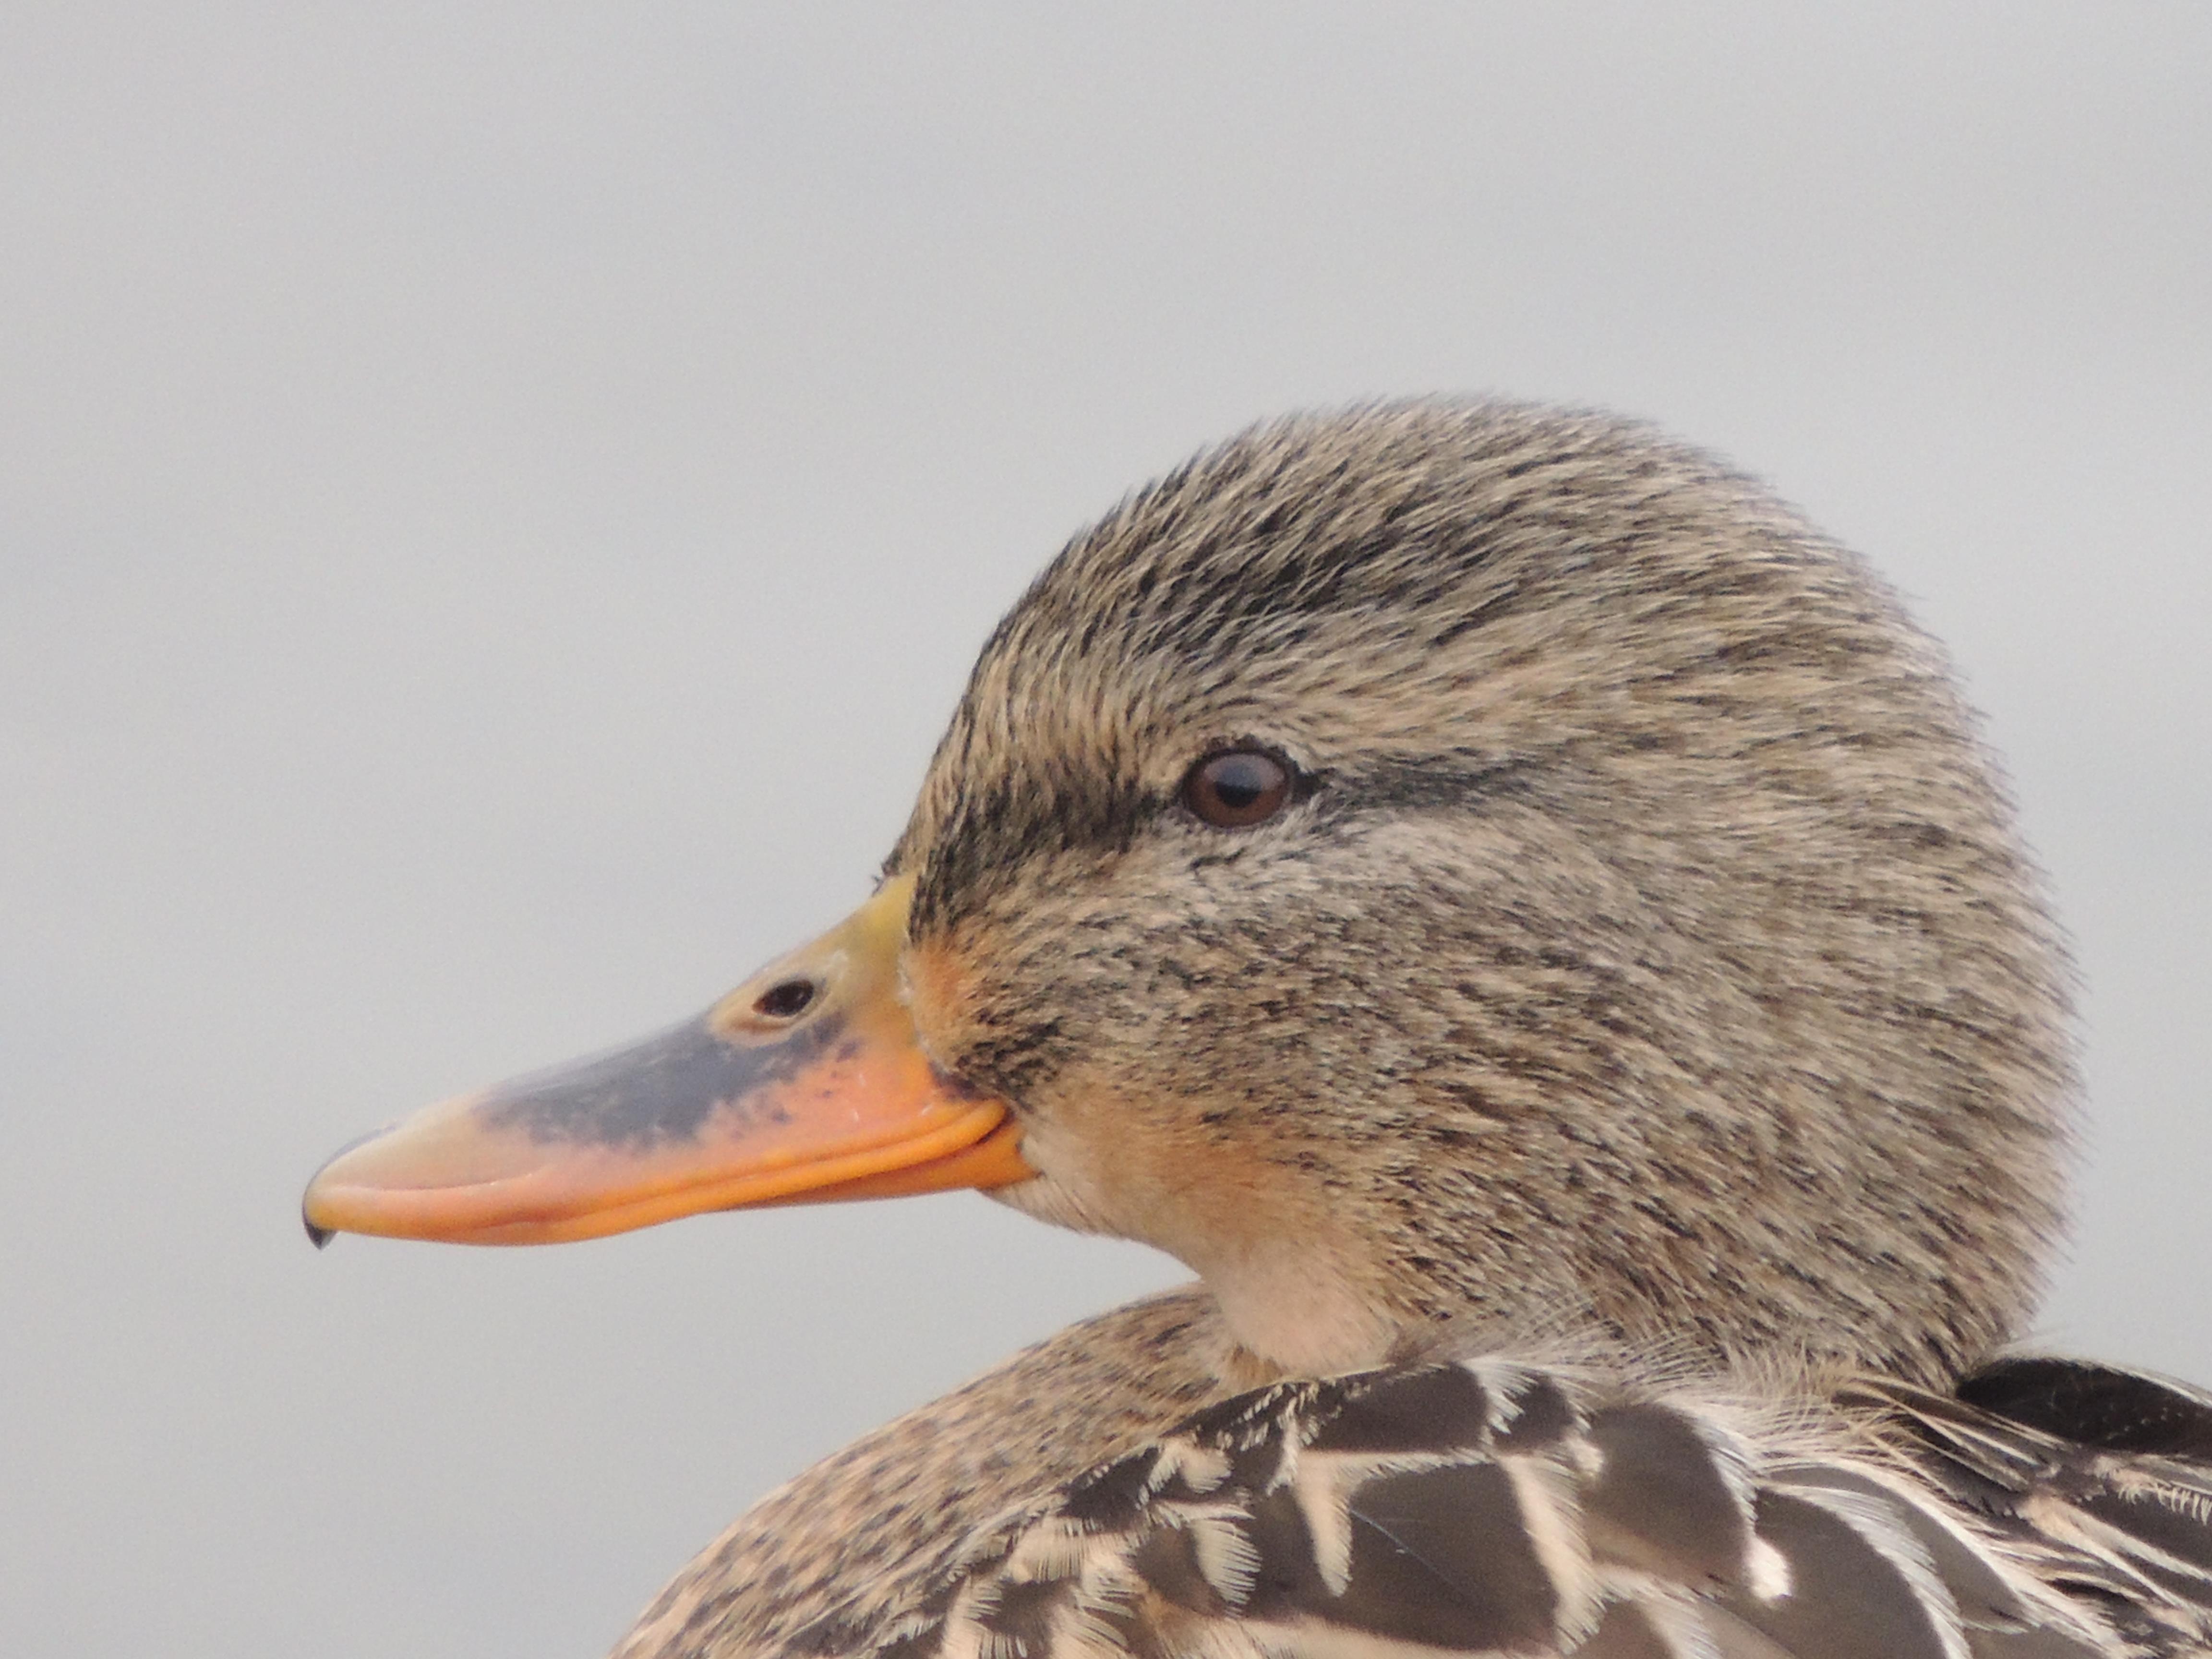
[{"xmin": 3, "ymin": 6, "xmax": 2206, "ymax": 1656}]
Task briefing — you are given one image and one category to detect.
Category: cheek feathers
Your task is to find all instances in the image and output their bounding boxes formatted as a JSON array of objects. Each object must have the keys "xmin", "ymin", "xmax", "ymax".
[
  {"xmin": 900, "ymin": 935, "xmax": 978, "ymax": 1071},
  {"xmin": 901, "ymin": 922, "xmax": 1070, "ymax": 1099}
]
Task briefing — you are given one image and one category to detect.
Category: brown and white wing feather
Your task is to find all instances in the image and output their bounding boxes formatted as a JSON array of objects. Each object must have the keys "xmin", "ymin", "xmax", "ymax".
[
  {"xmin": 790, "ymin": 1360, "xmax": 2183, "ymax": 1659},
  {"xmin": 1849, "ymin": 1359, "xmax": 2212, "ymax": 1659}
]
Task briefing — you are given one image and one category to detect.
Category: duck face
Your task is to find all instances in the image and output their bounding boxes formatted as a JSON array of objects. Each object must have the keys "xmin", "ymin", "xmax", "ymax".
[
  {"xmin": 886, "ymin": 596, "xmax": 1654, "ymax": 1375},
  {"xmin": 305, "ymin": 402, "xmax": 2078, "ymax": 1386}
]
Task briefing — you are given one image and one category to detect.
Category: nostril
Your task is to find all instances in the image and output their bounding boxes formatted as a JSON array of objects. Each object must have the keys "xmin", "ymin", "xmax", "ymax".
[{"xmin": 754, "ymin": 978, "xmax": 818, "ymax": 1021}]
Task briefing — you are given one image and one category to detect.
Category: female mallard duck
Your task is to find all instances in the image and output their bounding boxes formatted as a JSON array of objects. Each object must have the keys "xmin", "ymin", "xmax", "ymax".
[{"xmin": 305, "ymin": 400, "xmax": 2212, "ymax": 1659}]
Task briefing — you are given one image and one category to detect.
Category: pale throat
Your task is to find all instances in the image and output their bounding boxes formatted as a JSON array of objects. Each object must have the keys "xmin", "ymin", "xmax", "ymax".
[
  {"xmin": 994, "ymin": 1105, "xmax": 1407, "ymax": 1376},
  {"xmin": 1197, "ymin": 1243, "xmax": 1403, "ymax": 1376}
]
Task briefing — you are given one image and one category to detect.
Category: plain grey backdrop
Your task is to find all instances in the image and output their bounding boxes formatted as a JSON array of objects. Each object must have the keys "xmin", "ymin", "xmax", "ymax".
[{"xmin": 3, "ymin": 6, "xmax": 2206, "ymax": 1656}]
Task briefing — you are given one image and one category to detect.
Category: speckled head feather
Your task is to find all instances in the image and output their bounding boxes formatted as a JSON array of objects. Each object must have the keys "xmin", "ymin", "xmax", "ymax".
[{"xmin": 890, "ymin": 398, "xmax": 2077, "ymax": 1387}]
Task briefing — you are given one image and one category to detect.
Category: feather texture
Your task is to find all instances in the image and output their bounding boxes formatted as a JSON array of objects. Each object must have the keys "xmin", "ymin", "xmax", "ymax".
[{"xmin": 778, "ymin": 1358, "xmax": 2212, "ymax": 1659}]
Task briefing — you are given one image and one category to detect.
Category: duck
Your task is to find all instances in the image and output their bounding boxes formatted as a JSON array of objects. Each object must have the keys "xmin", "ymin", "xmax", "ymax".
[{"xmin": 303, "ymin": 399, "xmax": 2212, "ymax": 1659}]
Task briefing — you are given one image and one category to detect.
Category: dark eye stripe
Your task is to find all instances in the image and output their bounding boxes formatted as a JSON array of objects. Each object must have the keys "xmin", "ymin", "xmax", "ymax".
[{"xmin": 1328, "ymin": 756, "xmax": 1527, "ymax": 813}]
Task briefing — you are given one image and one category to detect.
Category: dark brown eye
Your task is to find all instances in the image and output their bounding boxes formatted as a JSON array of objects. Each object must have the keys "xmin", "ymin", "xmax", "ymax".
[{"xmin": 1181, "ymin": 748, "xmax": 1294, "ymax": 829}]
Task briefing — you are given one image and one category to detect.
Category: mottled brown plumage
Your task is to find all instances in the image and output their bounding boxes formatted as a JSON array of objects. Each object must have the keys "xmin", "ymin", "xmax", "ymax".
[
  {"xmin": 584, "ymin": 401, "xmax": 2199, "ymax": 1656},
  {"xmin": 899, "ymin": 399, "xmax": 2073, "ymax": 1384}
]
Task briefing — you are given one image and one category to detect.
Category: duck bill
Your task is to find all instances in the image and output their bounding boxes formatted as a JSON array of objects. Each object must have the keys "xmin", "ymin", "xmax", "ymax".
[{"xmin": 301, "ymin": 876, "xmax": 1031, "ymax": 1246}]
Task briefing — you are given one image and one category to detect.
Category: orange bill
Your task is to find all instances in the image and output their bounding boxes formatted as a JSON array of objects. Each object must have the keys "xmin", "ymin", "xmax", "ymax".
[{"xmin": 301, "ymin": 876, "xmax": 1031, "ymax": 1246}]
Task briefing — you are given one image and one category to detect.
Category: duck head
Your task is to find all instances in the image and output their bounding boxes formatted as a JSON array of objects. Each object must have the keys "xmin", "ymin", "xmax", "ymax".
[{"xmin": 305, "ymin": 401, "xmax": 2076, "ymax": 1388}]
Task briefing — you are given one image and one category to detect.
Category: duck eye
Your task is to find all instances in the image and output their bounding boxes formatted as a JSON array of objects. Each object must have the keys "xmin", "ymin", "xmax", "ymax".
[{"xmin": 1181, "ymin": 749, "xmax": 1293, "ymax": 830}]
